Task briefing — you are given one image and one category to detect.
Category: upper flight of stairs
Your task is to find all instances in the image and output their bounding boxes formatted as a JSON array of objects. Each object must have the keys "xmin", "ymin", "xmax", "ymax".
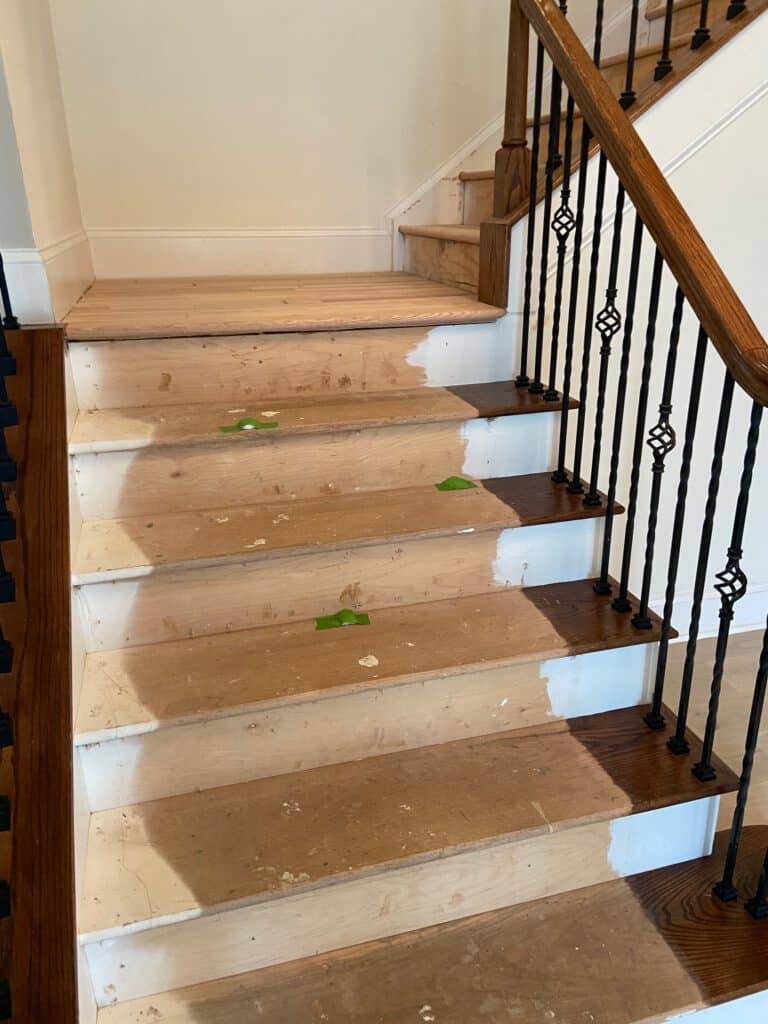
[
  {"xmin": 66, "ymin": 272, "xmax": 743, "ymax": 1021},
  {"xmin": 399, "ymin": 0, "xmax": 735, "ymax": 293}
]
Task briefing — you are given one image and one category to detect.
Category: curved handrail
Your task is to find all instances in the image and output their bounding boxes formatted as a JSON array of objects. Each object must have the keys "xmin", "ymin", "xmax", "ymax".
[{"xmin": 519, "ymin": 0, "xmax": 768, "ymax": 406}]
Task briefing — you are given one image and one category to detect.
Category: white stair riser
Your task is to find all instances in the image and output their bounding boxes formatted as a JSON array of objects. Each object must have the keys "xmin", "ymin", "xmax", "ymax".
[
  {"xmin": 83, "ymin": 795, "xmax": 719, "ymax": 1008},
  {"xmin": 74, "ymin": 517, "xmax": 603, "ymax": 651},
  {"xmin": 68, "ymin": 320, "xmax": 516, "ymax": 409},
  {"xmin": 78, "ymin": 644, "xmax": 658, "ymax": 810},
  {"xmin": 72, "ymin": 411, "xmax": 560, "ymax": 520}
]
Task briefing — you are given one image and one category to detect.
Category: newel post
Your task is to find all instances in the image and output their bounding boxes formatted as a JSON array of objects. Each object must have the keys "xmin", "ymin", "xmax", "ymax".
[{"xmin": 479, "ymin": 0, "xmax": 531, "ymax": 307}]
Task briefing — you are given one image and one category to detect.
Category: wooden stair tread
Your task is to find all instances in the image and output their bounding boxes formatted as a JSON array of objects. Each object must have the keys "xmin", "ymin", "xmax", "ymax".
[
  {"xmin": 64, "ymin": 272, "xmax": 504, "ymax": 342},
  {"xmin": 79, "ymin": 704, "xmax": 736, "ymax": 942},
  {"xmin": 398, "ymin": 224, "xmax": 481, "ymax": 244},
  {"xmin": 96, "ymin": 824, "xmax": 768, "ymax": 1024},
  {"xmin": 72, "ymin": 472, "xmax": 611, "ymax": 583},
  {"xmin": 77, "ymin": 580, "xmax": 664, "ymax": 744},
  {"xmin": 600, "ymin": 32, "xmax": 691, "ymax": 69},
  {"xmin": 69, "ymin": 382, "xmax": 567, "ymax": 454},
  {"xmin": 458, "ymin": 168, "xmax": 494, "ymax": 182}
]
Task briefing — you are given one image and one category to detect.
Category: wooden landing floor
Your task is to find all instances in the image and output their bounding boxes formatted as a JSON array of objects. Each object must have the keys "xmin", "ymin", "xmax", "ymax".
[{"xmin": 64, "ymin": 272, "xmax": 504, "ymax": 341}]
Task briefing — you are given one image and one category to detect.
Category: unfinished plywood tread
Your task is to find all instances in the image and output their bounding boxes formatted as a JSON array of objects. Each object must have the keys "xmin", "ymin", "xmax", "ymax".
[
  {"xmin": 64, "ymin": 273, "xmax": 504, "ymax": 342},
  {"xmin": 69, "ymin": 382, "xmax": 568, "ymax": 454},
  {"xmin": 79, "ymin": 704, "xmax": 736, "ymax": 942},
  {"xmin": 78, "ymin": 578, "xmax": 664, "ymax": 746},
  {"xmin": 72, "ymin": 473, "xmax": 610, "ymax": 583},
  {"xmin": 398, "ymin": 224, "xmax": 481, "ymax": 244},
  {"xmin": 97, "ymin": 824, "xmax": 768, "ymax": 1024}
]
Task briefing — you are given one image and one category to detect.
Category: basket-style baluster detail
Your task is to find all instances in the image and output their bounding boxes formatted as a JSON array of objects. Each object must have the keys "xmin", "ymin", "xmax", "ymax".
[
  {"xmin": 595, "ymin": 300, "xmax": 622, "ymax": 344},
  {"xmin": 713, "ymin": 554, "xmax": 749, "ymax": 610},
  {"xmin": 552, "ymin": 201, "xmax": 576, "ymax": 245},
  {"xmin": 647, "ymin": 410, "xmax": 676, "ymax": 469}
]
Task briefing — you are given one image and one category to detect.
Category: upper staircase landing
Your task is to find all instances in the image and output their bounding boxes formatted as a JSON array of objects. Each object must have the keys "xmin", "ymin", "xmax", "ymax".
[{"xmin": 64, "ymin": 272, "xmax": 505, "ymax": 341}]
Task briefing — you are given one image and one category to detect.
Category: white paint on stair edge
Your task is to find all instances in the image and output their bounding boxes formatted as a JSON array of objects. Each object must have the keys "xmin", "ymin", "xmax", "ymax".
[
  {"xmin": 663, "ymin": 990, "xmax": 768, "ymax": 1023},
  {"xmin": 608, "ymin": 796, "xmax": 720, "ymax": 877},
  {"xmin": 545, "ymin": 644, "xmax": 656, "ymax": 720},
  {"xmin": 461, "ymin": 412, "xmax": 558, "ymax": 479},
  {"xmin": 492, "ymin": 519, "xmax": 601, "ymax": 589},
  {"xmin": 405, "ymin": 319, "xmax": 517, "ymax": 387}
]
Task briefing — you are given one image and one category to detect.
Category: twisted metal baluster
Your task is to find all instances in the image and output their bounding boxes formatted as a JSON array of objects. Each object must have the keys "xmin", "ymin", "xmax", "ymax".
[
  {"xmin": 693, "ymin": 402, "xmax": 763, "ymax": 781},
  {"xmin": 747, "ymin": 847, "xmax": 768, "ymax": 919},
  {"xmin": 714, "ymin": 615, "xmax": 768, "ymax": 902},
  {"xmin": 633, "ymin": 286, "xmax": 685, "ymax": 638},
  {"xmin": 692, "ymin": 0, "xmax": 712, "ymax": 48},
  {"xmin": 583, "ymin": 183, "xmax": 626, "ymax": 508},
  {"xmin": 669, "ymin": 372, "xmax": 735, "ymax": 752},
  {"xmin": 544, "ymin": 93, "xmax": 577, "ymax": 403},
  {"xmin": 595, "ymin": 215, "xmax": 644, "ymax": 596},
  {"xmin": 655, "ymin": 0, "xmax": 676, "ymax": 78},
  {"xmin": 530, "ymin": 71, "xmax": 564, "ymax": 394},
  {"xmin": 517, "ymin": 44, "xmax": 546, "ymax": 388},
  {"xmin": 612, "ymin": 250, "xmax": 665, "ymax": 612},
  {"xmin": 620, "ymin": 0, "xmax": 642, "ymax": 109}
]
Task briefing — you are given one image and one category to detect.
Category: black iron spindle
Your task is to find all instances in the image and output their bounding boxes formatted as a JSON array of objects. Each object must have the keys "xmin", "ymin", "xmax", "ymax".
[
  {"xmin": 583, "ymin": 183, "xmax": 626, "ymax": 508},
  {"xmin": 567, "ymin": 153, "xmax": 610, "ymax": 495},
  {"xmin": 655, "ymin": 0, "xmax": 676, "ymax": 77},
  {"xmin": 595, "ymin": 215, "xmax": 645, "ymax": 595},
  {"xmin": 0, "ymin": 256, "xmax": 19, "ymax": 332},
  {"xmin": 727, "ymin": 0, "xmax": 748, "ymax": 21},
  {"xmin": 530, "ymin": 70, "xmax": 564, "ymax": 394},
  {"xmin": 592, "ymin": 0, "xmax": 606, "ymax": 66},
  {"xmin": 692, "ymin": 0, "xmax": 712, "ymax": 48},
  {"xmin": 612, "ymin": 251, "xmax": 666, "ymax": 612},
  {"xmin": 620, "ymin": 0, "xmax": 642, "ymax": 109},
  {"xmin": 633, "ymin": 286, "xmax": 685, "ymax": 638},
  {"xmin": 747, "ymin": 848, "xmax": 768, "ymax": 919},
  {"xmin": 544, "ymin": 93, "xmax": 577, "ymax": 403},
  {"xmin": 715, "ymin": 615, "xmax": 768, "ymax": 902},
  {"xmin": 517, "ymin": 43, "xmax": 546, "ymax": 388},
  {"xmin": 669, "ymin": 372, "xmax": 735, "ymax": 752},
  {"xmin": 693, "ymin": 401, "xmax": 763, "ymax": 781}
]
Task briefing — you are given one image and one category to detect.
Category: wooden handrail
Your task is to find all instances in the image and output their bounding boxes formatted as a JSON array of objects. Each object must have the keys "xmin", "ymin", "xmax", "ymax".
[{"xmin": 517, "ymin": 0, "xmax": 768, "ymax": 407}]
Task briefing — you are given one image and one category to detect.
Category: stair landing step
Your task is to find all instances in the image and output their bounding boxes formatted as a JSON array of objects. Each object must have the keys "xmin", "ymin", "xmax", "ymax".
[
  {"xmin": 399, "ymin": 224, "xmax": 481, "ymax": 244},
  {"xmin": 69, "ymin": 382, "xmax": 571, "ymax": 454},
  {"xmin": 97, "ymin": 823, "xmax": 768, "ymax": 1024},
  {"xmin": 76, "ymin": 579, "xmax": 657, "ymax": 745},
  {"xmin": 72, "ymin": 472, "xmax": 610, "ymax": 583},
  {"xmin": 79, "ymin": 704, "xmax": 736, "ymax": 943},
  {"xmin": 64, "ymin": 272, "xmax": 504, "ymax": 342}
]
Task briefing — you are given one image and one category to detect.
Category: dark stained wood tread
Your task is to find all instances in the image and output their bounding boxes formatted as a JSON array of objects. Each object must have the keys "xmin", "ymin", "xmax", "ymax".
[
  {"xmin": 77, "ymin": 579, "xmax": 667, "ymax": 745},
  {"xmin": 64, "ymin": 272, "xmax": 505, "ymax": 342},
  {"xmin": 69, "ymin": 382, "xmax": 572, "ymax": 454},
  {"xmin": 100, "ymin": 825, "xmax": 768, "ymax": 1024},
  {"xmin": 72, "ymin": 472, "xmax": 615, "ymax": 584},
  {"xmin": 398, "ymin": 224, "xmax": 481, "ymax": 244},
  {"xmin": 80, "ymin": 704, "xmax": 736, "ymax": 942}
]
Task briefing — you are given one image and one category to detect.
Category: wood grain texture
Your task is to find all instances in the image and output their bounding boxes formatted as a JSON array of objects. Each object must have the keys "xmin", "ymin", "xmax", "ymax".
[
  {"xmin": 64, "ymin": 273, "xmax": 504, "ymax": 342},
  {"xmin": 517, "ymin": 0, "xmax": 768, "ymax": 404},
  {"xmin": 2, "ymin": 329, "xmax": 77, "ymax": 1022},
  {"xmin": 402, "ymin": 234, "xmax": 480, "ymax": 292},
  {"xmin": 98, "ymin": 825, "xmax": 768, "ymax": 1024}
]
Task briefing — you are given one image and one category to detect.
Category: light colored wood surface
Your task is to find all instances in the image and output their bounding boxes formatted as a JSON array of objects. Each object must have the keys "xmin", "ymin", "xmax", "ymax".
[
  {"xmin": 398, "ymin": 224, "xmax": 481, "ymax": 244},
  {"xmin": 64, "ymin": 273, "xmax": 503, "ymax": 341},
  {"xmin": 79, "ymin": 705, "xmax": 734, "ymax": 942},
  {"xmin": 463, "ymin": 176, "xmax": 495, "ymax": 225},
  {"xmin": 403, "ymin": 234, "xmax": 480, "ymax": 292},
  {"xmin": 69, "ymin": 381, "xmax": 569, "ymax": 454}
]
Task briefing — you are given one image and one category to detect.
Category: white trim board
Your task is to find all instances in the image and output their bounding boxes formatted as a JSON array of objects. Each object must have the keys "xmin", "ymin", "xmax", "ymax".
[{"xmin": 4, "ymin": 229, "xmax": 93, "ymax": 321}]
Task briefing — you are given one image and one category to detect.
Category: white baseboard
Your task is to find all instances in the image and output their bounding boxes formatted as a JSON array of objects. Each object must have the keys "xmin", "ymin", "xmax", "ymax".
[
  {"xmin": 4, "ymin": 230, "xmax": 93, "ymax": 322},
  {"xmin": 87, "ymin": 227, "xmax": 392, "ymax": 278}
]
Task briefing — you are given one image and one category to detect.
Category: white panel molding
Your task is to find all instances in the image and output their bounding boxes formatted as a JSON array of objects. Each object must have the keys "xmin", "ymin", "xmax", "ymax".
[{"xmin": 4, "ymin": 228, "xmax": 92, "ymax": 321}]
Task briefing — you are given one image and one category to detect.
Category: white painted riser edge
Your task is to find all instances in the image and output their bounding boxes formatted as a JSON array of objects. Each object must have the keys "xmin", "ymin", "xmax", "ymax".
[
  {"xmin": 73, "ymin": 516, "xmax": 603, "ymax": 651},
  {"xmin": 71, "ymin": 410, "xmax": 559, "ymax": 520},
  {"xmin": 664, "ymin": 991, "xmax": 768, "ymax": 1023},
  {"xmin": 78, "ymin": 643, "xmax": 658, "ymax": 810},
  {"xmin": 83, "ymin": 796, "xmax": 720, "ymax": 1008}
]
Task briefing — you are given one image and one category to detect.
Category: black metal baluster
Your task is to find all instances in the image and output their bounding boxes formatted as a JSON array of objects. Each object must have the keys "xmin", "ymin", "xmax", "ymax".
[
  {"xmin": 692, "ymin": 0, "xmax": 712, "ymax": 48},
  {"xmin": 693, "ymin": 401, "xmax": 763, "ymax": 781},
  {"xmin": 593, "ymin": 0, "xmax": 606, "ymax": 67},
  {"xmin": 567, "ymin": 153, "xmax": 610, "ymax": 495},
  {"xmin": 544, "ymin": 93, "xmax": 577, "ymax": 403},
  {"xmin": 595, "ymin": 215, "xmax": 644, "ymax": 595},
  {"xmin": 620, "ymin": 0, "xmax": 642, "ymax": 109},
  {"xmin": 530, "ymin": 70, "xmax": 563, "ymax": 394},
  {"xmin": 0, "ymin": 255, "xmax": 18, "ymax": 332},
  {"xmin": 633, "ymin": 287, "xmax": 685, "ymax": 640},
  {"xmin": 655, "ymin": 0, "xmax": 676, "ymax": 77},
  {"xmin": 715, "ymin": 615, "xmax": 768, "ymax": 902},
  {"xmin": 669, "ymin": 372, "xmax": 735, "ymax": 752},
  {"xmin": 612, "ymin": 251, "xmax": 666, "ymax": 612},
  {"xmin": 517, "ymin": 43, "xmax": 546, "ymax": 388},
  {"xmin": 583, "ymin": 183, "xmax": 626, "ymax": 508},
  {"xmin": 747, "ymin": 848, "xmax": 768, "ymax": 919},
  {"xmin": 727, "ymin": 0, "xmax": 748, "ymax": 21}
]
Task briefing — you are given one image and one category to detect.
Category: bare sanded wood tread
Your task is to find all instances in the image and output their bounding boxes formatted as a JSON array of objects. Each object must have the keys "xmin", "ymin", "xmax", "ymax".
[
  {"xmin": 64, "ymin": 273, "xmax": 504, "ymax": 342},
  {"xmin": 99, "ymin": 824, "xmax": 768, "ymax": 1024},
  {"xmin": 69, "ymin": 382, "xmax": 571, "ymax": 454},
  {"xmin": 79, "ymin": 704, "xmax": 736, "ymax": 942},
  {"xmin": 76, "ymin": 579, "xmax": 664, "ymax": 744},
  {"xmin": 398, "ymin": 224, "xmax": 481, "ymax": 245},
  {"xmin": 72, "ymin": 473, "xmax": 614, "ymax": 583}
]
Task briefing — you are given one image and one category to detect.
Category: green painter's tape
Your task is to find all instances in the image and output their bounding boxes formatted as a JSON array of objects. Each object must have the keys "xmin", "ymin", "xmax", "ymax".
[
  {"xmin": 435, "ymin": 476, "xmax": 478, "ymax": 492},
  {"xmin": 220, "ymin": 418, "xmax": 279, "ymax": 433},
  {"xmin": 315, "ymin": 608, "xmax": 371, "ymax": 631}
]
